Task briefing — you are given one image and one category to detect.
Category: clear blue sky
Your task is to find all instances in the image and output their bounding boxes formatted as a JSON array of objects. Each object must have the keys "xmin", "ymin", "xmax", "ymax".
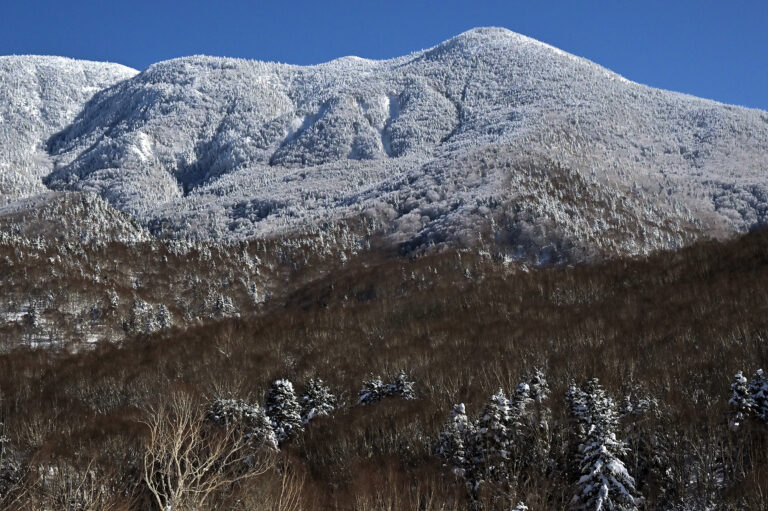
[{"xmin": 2, "ymin": 1, "xmax": 767, "ymax": 110}]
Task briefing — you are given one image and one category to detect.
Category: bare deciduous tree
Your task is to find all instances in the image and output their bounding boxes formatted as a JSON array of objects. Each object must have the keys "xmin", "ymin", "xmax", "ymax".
[{"xmin": 141, "ymin": 392, "xmax": 272, "ymax": 511}]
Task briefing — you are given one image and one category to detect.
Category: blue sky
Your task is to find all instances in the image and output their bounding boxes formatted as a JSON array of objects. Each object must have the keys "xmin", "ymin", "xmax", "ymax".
[{"xmin": 2, "ymin": 1, "xmax": 767, "ymax": 110}]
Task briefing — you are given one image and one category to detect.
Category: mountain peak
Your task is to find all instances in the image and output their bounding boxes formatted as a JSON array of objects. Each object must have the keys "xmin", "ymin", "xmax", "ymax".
[{"xmin": 3, "ymin": 29, "xmax": 768, "ymax": 260}]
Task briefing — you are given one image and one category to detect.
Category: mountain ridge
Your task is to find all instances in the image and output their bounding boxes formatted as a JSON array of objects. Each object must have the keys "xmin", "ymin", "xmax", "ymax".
[{"xmin": 2, "ymin": 27, "xmax": 768, "ymax": 261}]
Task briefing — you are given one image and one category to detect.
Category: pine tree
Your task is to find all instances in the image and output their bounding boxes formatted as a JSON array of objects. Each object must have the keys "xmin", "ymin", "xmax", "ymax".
[
  {"xmin": 358, "ymin": 371, "xmax": 415, "ymax": 405},
  {"xmin": 437, "ymin": 403, "xmax": 475, "ymax": 478},
  {"xmin": 567, "ymin": 382, "xmax": 590, "ymax": 437},
  {"xmin": 510, "ymin": 382, "xmax": 532, "ymax": 418},
  {"xmin": 570, "ymin": 379, "xmax": 642, "ymax": 511},
  {"xmin": 528, "ymin": 368, "xmax": 550, "ymax": 403},
  {"xmin": 747, "ymin": 369, "xmax": 768, "ymax": 422},
  {"xmin": 729, "ymin": 371, "xmax": 754, "ymax": 429},
  {"xmin": 475, "ymin": 388, "xmax": 512, "ymax": 482},
  {"xmin": 265, "ymin": 380, "xmax": 303, "ymax": 443},
  {"xmin": 300, "ymin": 378, "xmax": 337, "ymax": 424},
  {"xmin": 207, "ymin": 398, "xmax": 278, "ymax": 450},
  {"xmin": 358, "ymin": 375, "xmax": 387, "ymax": 405},
  {"xmin": 387, "ymin": 370, "xmax": 416, "ymax": 400}
]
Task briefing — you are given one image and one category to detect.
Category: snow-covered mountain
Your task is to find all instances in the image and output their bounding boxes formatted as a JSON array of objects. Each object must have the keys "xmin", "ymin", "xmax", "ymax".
[
  {"xmin": 0, "ymin": 56, "xmax": 138, "ymax": 204},
  {"xmin": 3, "ymin": 28, "xmax": 768, "ymax": 260}
]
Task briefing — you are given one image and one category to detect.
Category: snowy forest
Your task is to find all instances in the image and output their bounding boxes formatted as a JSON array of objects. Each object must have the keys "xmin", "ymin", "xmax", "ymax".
[{"xmin": 0, "ymin": 227, "xmax": 767, "ymax": 510}]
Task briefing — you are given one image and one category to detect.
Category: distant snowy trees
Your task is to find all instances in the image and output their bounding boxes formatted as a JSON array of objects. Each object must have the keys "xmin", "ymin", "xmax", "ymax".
[
  {"xmin": 124, "ymin": 298, "xmax": 172, "ymax": 334},
  {"xmin": 207, "ymin": 377, "xmax": 339, "ymax": 449},
  {"xmin": 436, "ymin": 370, "xmax": 554, "ymax": 501}
]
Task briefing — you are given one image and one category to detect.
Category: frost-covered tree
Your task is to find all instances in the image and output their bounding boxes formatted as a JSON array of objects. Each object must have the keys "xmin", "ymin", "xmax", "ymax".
[
  {"xmin": 511, "ymin": 372, "xmax": 553, "ymax": 474},
  {"xmin": 125, "ymin": 298, "xmax": 172, "ymax": 334},
  {"xmin": 358, "ymin": 371, "xmax": 415, "ymax": 405},
  {"xmin": 358, "ymin": 375, "xmax": 387, "ymax": 405},
  {"xmin": 528, "ymin": 368, "xmax": 550, "ymax": 403},
  {"xmin": 386, "ymin": 370, "xmax": 416, "ymax": 400},
  {"xmin": 619, "ymin": 386, "xmax": 673, "ymax": 504},
  {"xmin": 300, "ymin": 378, "xmax": 337, "ymax": 424},
  {"xmin": 566, "ymin": 382, "xmax": 590, "ymax": 441},
  {"xmin": 437, "ymin": 403, "xmax": 475, "ymax": 479},
  {"xmin": 475, "ymin": 388, "xmax": 512, "ymax": 481},
  {"xmin": 570, "ymin": 379, "xmax": 642, "ymax": 511},
  {"xmin": 207, "ymin": 397, "xmax": 278, "ymax": 450},
  {"xmin": 747, "ymin": 368, "xmax": 768, "ymax": 422},
  {"xmin": 265, "ymin": 380, "xmax": 303, "ymax": 443},
  {"xmin": 729, "ymin": 371, "xmax": 754, "ymax": 429}
]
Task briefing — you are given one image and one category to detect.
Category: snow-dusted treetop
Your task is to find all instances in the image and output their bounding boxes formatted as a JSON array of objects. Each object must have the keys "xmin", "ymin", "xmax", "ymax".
[{"xmin": 3, "ymin": 28, "xmax": 768, "ymax": 260}]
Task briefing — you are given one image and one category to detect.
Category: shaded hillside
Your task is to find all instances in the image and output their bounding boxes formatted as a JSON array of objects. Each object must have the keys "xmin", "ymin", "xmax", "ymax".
[{"xmin": 0, "ymin": 229, "xmax": 767, "ymax": 509}]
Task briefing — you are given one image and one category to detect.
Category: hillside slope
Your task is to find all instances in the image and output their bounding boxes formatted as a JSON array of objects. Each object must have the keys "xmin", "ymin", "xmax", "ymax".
[
  {"xmin": 3, "ymin": 29, "xmax": 768, "ymax": 260},
  {"xmin": 0, "ymin": 56, "xmax": 138, "ymax": 204}
]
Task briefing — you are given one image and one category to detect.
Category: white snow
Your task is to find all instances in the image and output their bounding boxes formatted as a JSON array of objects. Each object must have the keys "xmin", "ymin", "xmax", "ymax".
[{"xmin": 1, "ymin": 28, "xmax": 768, "ymax": 260}]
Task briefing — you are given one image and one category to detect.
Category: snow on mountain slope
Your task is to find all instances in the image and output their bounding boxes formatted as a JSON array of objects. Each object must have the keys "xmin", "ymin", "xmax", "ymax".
[
  {"xmin": 9, "ymin": 28, "xmax": 768, "ymax": 259},
  {"xmin": 0, "ymin": 56, "xmax": 138, "ymax": 204}
]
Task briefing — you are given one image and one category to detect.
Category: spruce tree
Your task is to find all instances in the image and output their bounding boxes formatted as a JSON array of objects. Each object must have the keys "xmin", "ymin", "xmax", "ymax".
[
  {"xmin": 748, "ymin": 369, "xmax": 768, "ymax": 422},
  {"xmin": 475, "ymin": 388, "xmax": 512, "ymax": 482},
  {"xmin": 265, "ymin": 379, "xmax": 303, "ymax": 443},
  {"xmin": 437, "ymin": 403, "xmax": 475, "ymax": 478},
  {"xmin": 207, "ymin": 398, "xmax": 278, "ymax": 450},
  {"xmin": 528, "ymin": 368, "xmax": 550, "ymax": 403},
  {"xmin": 358, "ymin": 375, "xmax": 387, "ymax": 405},
  {"xmin": 570, "ymin": 379, "xmax": 642, "ymax": 511},
  {"xmin": 729, "ymin": 371, "xmax": 754, "ymax": 429},
  {"xmin": 387, "ymin": 370, "xmax": 416, "ymax": 400},
  {"xmin": 300, "ymin": 377, "xmax": 337, "ymax": 424}
]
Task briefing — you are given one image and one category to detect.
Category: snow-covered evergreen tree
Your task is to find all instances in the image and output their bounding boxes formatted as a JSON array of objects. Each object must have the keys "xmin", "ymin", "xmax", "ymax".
[
  {"xmin": 265, "ymin": 380, "xmax": 303, "ymax": 443},
  {"xmin": 566, "ymin": 382, "xmax": 590, "ymax": 440},
  {"xmin": 747, "ymin": 368, "xmax": 768, "ymax": 422},
  {"xmin": 729, "ymin": 371, "xmax": 754, "ymax": 429},
  {"xmin": 358, "ymin": 375, "xmax": 387, "ymax": 405},
  {"xmin": 475, "ymin": 388, "xmax": 512, "ymax": 481},
  {"xmin": 386, "ymin": 370, "xmax": 416, "ymax": 400},
  {"xmin": 570, "ymin": 379, "xmax": 642, "ymax": 511},
  {"xmin": 436, "ymin": 403, "xmax": 475, "ymax": 478},
  {"xmin": 300, "ymin": 378, "xmax": 337, "ymax": 424},
  {"xmin": 528, "ymin": 368, "xmax": 550, "ymax": 403},
  {"xmin": 207, "ymin": 397, "xmax": 278, "ymax": 450},
  {"xmin": 358, "ymin": 371, "xmax": 415, "ymax": 405}
]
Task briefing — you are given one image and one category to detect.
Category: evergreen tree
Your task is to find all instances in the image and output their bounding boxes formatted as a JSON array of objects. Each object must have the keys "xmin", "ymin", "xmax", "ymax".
[
  {"xmin": 265, "ymin": 379, "xmax": 303, "ymax": 443},
  {"xmin": 358, "ymin": 375, "xmax": 387, "ymax": 405},
  {"xmin": 207, "ymin": 397, "xmax": 278, "ymax": 450},
  {"xmin": 358, "ymin": 371, "xmax": 415, "ymax": 405},
  {"xmin": 567, "ymin": 382, "xmax": 590, "ymax": 437},
  {"xmin": 528, "ymin": 368, "xmax": 550, "ymax": 403},
  {"xmin": 747, "ymin": 368, "xmax": 768, "ymax": 422},
  {"xmin": 387, "ymin": 370, "xmax": 416, "ymax": 400},
  {"xmin": 570, "ymin": 379, "xmax": 642, "ymax": 511},
  {"xmin": 475, "ymin": 388, "xmax": 512, "ymax": 482},
  {"xmin": 437, "ymin": 403, "xmax": 476, "ymax": 478},
  {"xmin": 729, "ymin": 371, "xmax": 754, "ymax": 429},
  {"xmin": 300, "ymin": 377, "xmax": 337, "ymax": 424}
]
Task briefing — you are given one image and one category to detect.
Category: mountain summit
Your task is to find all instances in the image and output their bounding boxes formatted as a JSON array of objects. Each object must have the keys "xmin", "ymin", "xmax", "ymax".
[{"xmin": 3, "ymin": 28, "xmax": 768, "ymax": 260}]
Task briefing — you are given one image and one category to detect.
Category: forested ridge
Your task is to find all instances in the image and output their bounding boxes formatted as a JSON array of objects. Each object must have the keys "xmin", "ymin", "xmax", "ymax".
[{"xmin": 0, "ymin": 228, "xmax": 767, "ymax": 509}]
